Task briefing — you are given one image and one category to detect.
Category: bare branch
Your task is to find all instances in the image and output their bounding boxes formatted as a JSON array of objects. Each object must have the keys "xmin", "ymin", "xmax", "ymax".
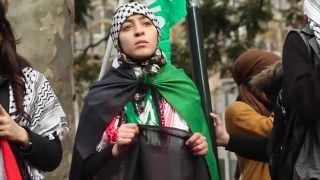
[{"xmin": 78, "ymin": 33, "xmax": 110, "ymax": 60}]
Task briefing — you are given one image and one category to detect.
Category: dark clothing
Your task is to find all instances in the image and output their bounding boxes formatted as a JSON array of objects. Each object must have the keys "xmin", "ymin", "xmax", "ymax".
[
  {"xmin": 74, "ymin": 65, "xmax": 139, "ymax": 162},
  {"xmin": 69, "ymin": 64, "xmax": 213, "ymax": 180},
  {"xmin": 69, "ymin": 65, "xmax": 140, "ymax": 180},
  {"xmin": 283, "ymin": 28, "xmax": 320, "ymax": 124},
  {"xmin": 84, "ymin": 144, "xmax": 114, "ymax": 177},
  {"xmin": 82, "ymin": 125, "xmax": 210, "ymax": 180},
  {"xmin": 273, "ymin": 26, "xmax": 320, "ymax": 180},
  {"xmin": 226, "ymin": 135, "xmax": 269, "ymax": 162},
  {"xmin": 225, "ymin": 27, "xmax": 320, "ymax": 180},
  {"xmin": 19, "ymin": 130, "xmax": 62, "ymax": 172},
  {"xmin": 0, "ymin": 77, "xmax": 62, "ymax": 179}
]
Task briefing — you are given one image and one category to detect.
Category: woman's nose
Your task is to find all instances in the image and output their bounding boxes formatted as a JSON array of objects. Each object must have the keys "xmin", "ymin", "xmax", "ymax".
[{"xmin": 134, "ymin": 24, "xmax": 145, "ymax": 37}]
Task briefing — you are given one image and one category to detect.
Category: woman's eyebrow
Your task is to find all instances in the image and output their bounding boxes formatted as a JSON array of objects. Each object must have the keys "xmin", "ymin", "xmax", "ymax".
[
  {"xmin": 123, "ymin": 19, "xmax": 134, "ymax": 24},
  {"xmin": 123, "ymin": 15, "xmax": 149, "ymax": 25},
  {"xmin": 138, "ymin": 15, "xmax": 148, "ymax": 20}
]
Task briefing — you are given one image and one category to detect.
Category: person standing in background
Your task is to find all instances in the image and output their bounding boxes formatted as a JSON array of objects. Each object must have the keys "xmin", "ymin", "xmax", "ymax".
[
  {"xmin": 0, "ymin": 0, "xmax": 67, "ymax": 179},
  {"xmin": 225, "ymin": 49, "xmax": 280, "ymax": 180}
]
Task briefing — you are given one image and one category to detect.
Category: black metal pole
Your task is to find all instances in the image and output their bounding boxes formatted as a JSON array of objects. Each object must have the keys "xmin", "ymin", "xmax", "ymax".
[{"xmin": 186, "ymin": 0, "xmax": 220, "ymax": 176}]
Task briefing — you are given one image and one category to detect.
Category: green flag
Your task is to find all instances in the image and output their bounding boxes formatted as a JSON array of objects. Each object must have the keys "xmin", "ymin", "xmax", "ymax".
[{"xmin": 145, "ymin": 0, "xmax": 187, "ymax": 63}]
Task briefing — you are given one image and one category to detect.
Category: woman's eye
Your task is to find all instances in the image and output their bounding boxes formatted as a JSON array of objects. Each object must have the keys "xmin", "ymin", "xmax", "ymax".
[
  {"xmin": 121, "ymin": 24, "xmax": 133, "ymax": 31},
  {"xmin": 143, "ymin": 21, "xmax": 152, "ymax": 26}
]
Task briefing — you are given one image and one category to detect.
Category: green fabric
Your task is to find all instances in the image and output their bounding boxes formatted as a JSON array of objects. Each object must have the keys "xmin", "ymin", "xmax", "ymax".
[
  {"xmin": 131, "ymin": 64, "xmax": 219, "ymax": 180},
  {"xmin": 146, "ymin": 0, "xmax": 187, "ymax": 63},
  {"xmin": 125, "ymin": 90, "xmax": 159, "ymax": 126}
]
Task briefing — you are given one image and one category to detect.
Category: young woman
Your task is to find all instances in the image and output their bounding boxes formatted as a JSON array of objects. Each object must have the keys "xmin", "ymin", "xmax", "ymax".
[
  {"xmin": 0, "ymin": 1, "xmax": 67, "ymax": 180},
  {"xmin": 70, "ymin": 2, "xmax": 218, "ymax": 180}
]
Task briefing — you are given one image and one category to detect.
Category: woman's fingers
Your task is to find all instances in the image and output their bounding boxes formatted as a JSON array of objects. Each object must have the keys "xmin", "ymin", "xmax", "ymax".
[
  {"xmin": 116, "ymin": 123, "xmax": 139, "ymax": 146},
  {"xmin": 190, "ymin": 136, "xmax": 206, "ymax": 148},
  {"xmin": 118, "ymin": 131, "xmax": 135, "ymax": 139},
  {"xmin": 0, "ymin": 106, "xmax": 10, "ymax": 125},
  {"xmin": 0, "ymin": 105, "xmax": 6, "ymax": 114},
  {"xmin": 194, "ymin": 147, "xmax": 208, "ymax": 156},
  {"xmin": 119, "ymin": 128, "xmax": 137, "ymax": 135},
  {"xmin": 210, "ymin": 112, "xmax": 221, "ymax": 126},
  {"xmin": 0, "ymin": 117, "xmax": 7, "ymax": 125},
  {"xmin": 186, "ymin": 132, "xmax": 202, "ymax": 146},
  {"xmin": 117, "ymin": 137, "xmax": 134, "ymax": 145},
  {"xmin": 192, "ymin": 141, "xmax": 207, "ymax": 151},
  {"xmin": 0, "ymin": 124, "xmax": 10, "ymax": 132},
  {"xmin": 120, "ymin": 123, "xmax": 139, "ymax": 133},
  {"xmin": 0, "ymin": 130, "xmax": 8, "ymax": 137},
  {"xmin": 210, "ymin": 112, "xmax": 231, "ymax": 146},
  {"xmin": 186, "ymin": 133, "xmax": 208, "ymax": 156},
  {"xmin": 123, "ymin": 123, "xmax": 139, "ymax": 130},
  {"xmin": 192, "ymin": 141, "xmax": 208, "ymax": 156}
]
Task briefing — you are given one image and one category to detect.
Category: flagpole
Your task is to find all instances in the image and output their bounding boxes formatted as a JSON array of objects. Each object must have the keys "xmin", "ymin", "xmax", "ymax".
[
  {"xmin": 186, "ymin": 0, "xmax": 220, "ymax": 175},
  {"xmin": 98, "ymin": 0, "xmax": 129, "ymax": 80}
]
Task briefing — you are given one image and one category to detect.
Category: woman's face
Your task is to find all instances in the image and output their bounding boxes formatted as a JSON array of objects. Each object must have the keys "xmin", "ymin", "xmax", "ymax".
[{"xmin": 119, "ymin": 14, "xmax": 158, "ymax": 61}]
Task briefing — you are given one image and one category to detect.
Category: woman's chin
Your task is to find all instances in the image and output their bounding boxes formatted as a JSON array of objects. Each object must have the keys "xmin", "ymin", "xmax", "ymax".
[
  {"xmin": 130, "ymin": 51, "xmax": 155, "ymax": 61},
  {"xmin": 131, "ymin": 55, "xmax": 152, "ymax": 62}
]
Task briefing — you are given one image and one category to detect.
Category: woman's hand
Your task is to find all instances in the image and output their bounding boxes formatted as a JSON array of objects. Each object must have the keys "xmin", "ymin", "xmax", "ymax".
[
  {"xmin": 210, "ymin": 113, "xmax": 230, "ymax": 146},
  {"xmin": 0, "ymin": 105, "xmax": 29, "ymax": 144},
  {"xmin": 186, "ymin": 132, "xmax": 208, "ymax": 156},
  {"xmin": 112, "ymin": 123, "xmax": 139, "ymax": 157}
]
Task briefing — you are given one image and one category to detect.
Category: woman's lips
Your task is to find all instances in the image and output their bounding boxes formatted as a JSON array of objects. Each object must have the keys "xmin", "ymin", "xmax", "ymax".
[{"xmin": 135, "ymin": 40, "xmax": 149, "ymax": 47}]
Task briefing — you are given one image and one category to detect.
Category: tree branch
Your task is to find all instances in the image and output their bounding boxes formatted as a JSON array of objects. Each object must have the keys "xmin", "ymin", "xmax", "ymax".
[{"xmin": 78, "ymin": 33, "xmax": 110, "ymax": 60}]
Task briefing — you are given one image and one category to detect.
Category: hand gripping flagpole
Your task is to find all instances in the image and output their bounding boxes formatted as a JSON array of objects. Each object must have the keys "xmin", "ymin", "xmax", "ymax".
[
  {"xmin": 186, "ymin": 0, "xmax": 220, "ymax": 175},
  {"xmin": 98, "ymin": 0, "xmax": 129, "ymax": 80}
]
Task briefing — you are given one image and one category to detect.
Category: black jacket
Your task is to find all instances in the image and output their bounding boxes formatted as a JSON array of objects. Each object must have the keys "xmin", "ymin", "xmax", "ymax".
[
  {"xmin": 0, "ymin": 76, "xmax": 62, "ymax": 180},
  {"xmin": 271, "ymin": 26, "xmax": 320, "ymax": 180}
]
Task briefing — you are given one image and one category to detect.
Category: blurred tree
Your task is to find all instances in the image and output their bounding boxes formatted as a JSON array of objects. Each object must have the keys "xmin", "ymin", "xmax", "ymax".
[
  {"xmin": 76, "ymin": 0, "xmax": 92, "ymax": 28},
  {"xmin": 282, "ymin": 0, "xmax": 304, "ymax": 28},
  {"xmin": 75, "ymin": 0, "xmax": 305, "ymax": 79},
  {"xmin": 172, "ymin": 0, "xmax": 273, "ymax": 76}
]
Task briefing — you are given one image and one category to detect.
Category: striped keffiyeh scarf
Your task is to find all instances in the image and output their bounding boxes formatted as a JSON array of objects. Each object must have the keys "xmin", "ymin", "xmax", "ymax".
[{"xmin": 5, "ymin": 67, "xmax": 67, "ymax": 180}]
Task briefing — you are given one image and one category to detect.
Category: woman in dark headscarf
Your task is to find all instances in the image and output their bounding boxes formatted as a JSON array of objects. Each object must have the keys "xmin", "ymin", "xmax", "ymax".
[
  {"xmin": 232, "ymin": 49, "xmax": 280, "ymax": 116},
  {"xmin": 69, "ymin": 2, "xmax": 219, "ymax": 180},
  {"xmin": 225, "ymin": 49, "xmax": 280, "ymax": 180},
  {"xmin": 214, "ymin": 0, "xmax": 320, "ymax": 179},
  {"xmin": 0, "ymin": 1, "xmax": 67, "ymax": 179}
]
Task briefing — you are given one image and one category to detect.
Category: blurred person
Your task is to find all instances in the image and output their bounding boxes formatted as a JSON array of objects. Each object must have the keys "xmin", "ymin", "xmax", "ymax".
[
  {"xmin": 210, "ymin": 61, "xmax": 282, "ymax": 177},
  {"xmin": 225, "ymin": 49, "xmax": 280, "ymax": 180},
  {"xmin": 69, "ymin": 2, "xmax": 218, "ymax": 180},
  {"xmin": 0, "ymin": 1, "xmax": 67, "ymax": 179},
  {"xmin": 274, "ymin": 0, "xmax": 320, "ymax": 179},
  {"xmin": 213, "ymin": 0, "xmax": 320, "ymax": 179}
]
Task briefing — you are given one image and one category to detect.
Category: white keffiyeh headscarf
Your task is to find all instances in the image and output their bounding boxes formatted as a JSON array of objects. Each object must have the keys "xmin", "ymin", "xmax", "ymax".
[
  {"xmin": 304, "ymin": 0, "xmax": 320, "ymax": 46},
  {"xmin": 110, "ymin": 2, "xmax": 161, "ymax": 51}
]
